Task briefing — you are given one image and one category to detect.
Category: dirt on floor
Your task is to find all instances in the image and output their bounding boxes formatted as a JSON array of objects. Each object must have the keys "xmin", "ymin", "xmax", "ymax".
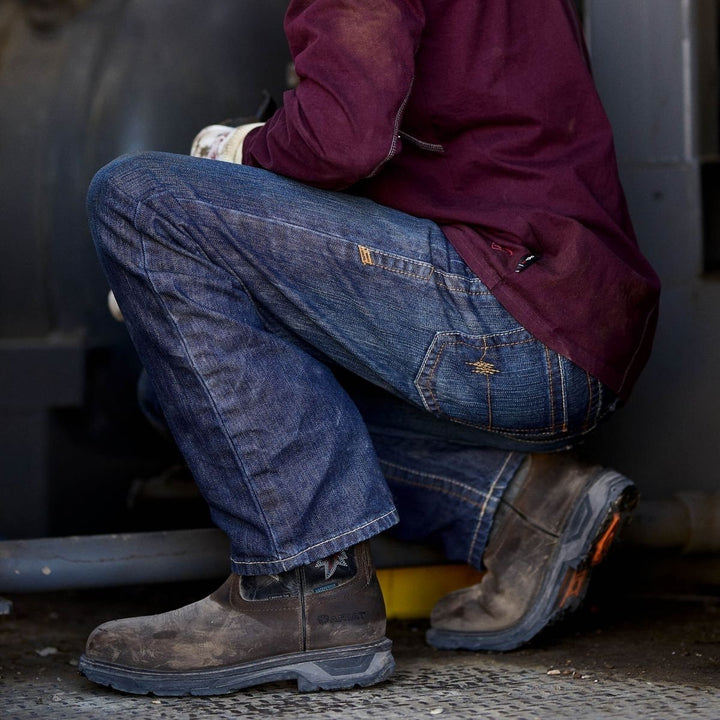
[{"xmin": 1, "ymin": 572, "xmax": 719, "ymax": 694}]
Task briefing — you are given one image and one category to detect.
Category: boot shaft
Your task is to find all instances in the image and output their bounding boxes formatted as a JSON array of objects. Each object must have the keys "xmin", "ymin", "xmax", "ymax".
[{"xmin": 234, "ymin": 541, "xmax": 387, "ymax": 651}]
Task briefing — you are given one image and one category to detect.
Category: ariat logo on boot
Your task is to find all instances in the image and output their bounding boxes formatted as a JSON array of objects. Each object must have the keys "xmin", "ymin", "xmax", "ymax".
[{"xmin": 317, "ymin": 611, "xmax": 366, "ymax": 625}]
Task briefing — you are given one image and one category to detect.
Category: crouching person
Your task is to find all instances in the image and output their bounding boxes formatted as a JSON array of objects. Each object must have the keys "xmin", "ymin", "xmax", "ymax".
[{"xmin": 81, "ymin": 0, "xmax": 659, "ymax": 695}]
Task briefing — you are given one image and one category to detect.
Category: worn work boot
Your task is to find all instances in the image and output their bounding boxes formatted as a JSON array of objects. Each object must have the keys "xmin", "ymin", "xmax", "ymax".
[
  {"xmin": 426, "ymin": 453, "xmax": 638, "ymax": 652},
  {"xmin": 79, "ymin": 542, "xmax": 393, "ymax": 695}
]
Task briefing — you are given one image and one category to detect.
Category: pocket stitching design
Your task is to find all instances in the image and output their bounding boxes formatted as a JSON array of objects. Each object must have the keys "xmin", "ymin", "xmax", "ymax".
[{"xmin": 416, "ymin": 331, "xmax": 564, "ymax": 437}]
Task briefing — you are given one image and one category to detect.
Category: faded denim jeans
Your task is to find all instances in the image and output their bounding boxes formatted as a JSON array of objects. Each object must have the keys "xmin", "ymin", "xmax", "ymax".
[{"xmin": 88, "ymin": 152, "xmax": 616, "ymax": 575}]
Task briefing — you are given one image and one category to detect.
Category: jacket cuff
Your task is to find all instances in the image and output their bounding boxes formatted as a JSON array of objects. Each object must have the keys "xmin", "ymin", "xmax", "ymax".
[{"xmin": 218, "ymin": 123, "xmax": 265, "ymax": 164}]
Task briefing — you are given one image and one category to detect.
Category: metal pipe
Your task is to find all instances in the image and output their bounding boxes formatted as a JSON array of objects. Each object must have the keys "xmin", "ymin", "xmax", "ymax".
[
  {"xmin": 2, "ymin": 494, "xmax": 719, "ymax": 594},
  {"xmin": 0, "ymin": 529, "xmax": 450, "ymax": 593},
  {"xmin": 624, "ymin": 493, "xmax": 720, "ymax": 553},
  {"xmin": 0, "ymin": 529, "xmax": 230, "ymax": 593}
]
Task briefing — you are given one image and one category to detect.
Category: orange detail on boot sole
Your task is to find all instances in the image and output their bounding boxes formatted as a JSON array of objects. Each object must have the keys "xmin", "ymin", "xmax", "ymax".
[
  {"xmin": 590, "ymin": 512, "xmax": 621, "ymax": 567},
  {"xmin": 558, "ymin": 567, "xmax": 590, "ymax": 608}
]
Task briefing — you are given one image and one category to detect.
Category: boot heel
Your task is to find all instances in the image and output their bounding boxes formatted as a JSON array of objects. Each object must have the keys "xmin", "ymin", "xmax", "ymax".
[{"xmin": 295, "ymin": 639, "xmax": 395, "ymax": 692}]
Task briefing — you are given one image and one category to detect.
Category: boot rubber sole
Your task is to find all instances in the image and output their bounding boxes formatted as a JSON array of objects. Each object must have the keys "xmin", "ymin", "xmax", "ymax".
[
  {"xmin": 79, "ymin": 637, "xmax": 394, "ymax": 696},
  {"xmin": 426, "ymin": 471, "xmax": 638, "ymax": 652}
]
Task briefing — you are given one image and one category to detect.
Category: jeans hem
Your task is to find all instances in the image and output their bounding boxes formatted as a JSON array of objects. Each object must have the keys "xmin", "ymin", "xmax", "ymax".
[{"xmin": 228, "ymin": 508, "xmax": 399, "ymax": 575}]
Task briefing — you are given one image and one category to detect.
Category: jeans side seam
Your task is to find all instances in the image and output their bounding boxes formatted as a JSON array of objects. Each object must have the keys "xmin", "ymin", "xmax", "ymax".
[
  {"xmin": 434, "ymin": 272, "xmax": 493, "ymax": 296},
  {"xmin": 438, "ymin": 285, "xmax": 493, "ymax": 296},
  {"xmin": 594, "ymin": 380, "xmax": 605, "ymax": 427},
  {"xmin": 187, "ymin": 196, "xmax": 369, "ymax": 248},
  {"xmin": 466, "ymin": 451, "xmax": 516, "ymax": 565},
  {"xmin": 379, "ymin": 459, "xmax": 492, "ymax": 500},
  {"xmin": 382, "ymin": 473, "xmax": 493, "ymax": 511},
  {"xmin": 361, "ymin": 261, "xmax": 435, "ymax": 282},
  {"xmin": 583, "ymin": 372, "xmax": 594, "ymax": 432},
  {"xmin": 558, "ymin": 354, "xmax": 569, "ymax": 433},
  {"xmin": 544, "ymin": 346, "xmax": 556, "ymax": 434},
  {"xmin": 359, "ymin": 245, "xmax": 494, "ymax": 297},
  {"xmin": 131, "ymin": 194, "xmax": 284, "ymax": 561},
  {"xmin": 356, "ymin": 244, "xmax": 435, "ymax": 280},
  {"xmin": 484, "ymin": 337, "xmax": 493, "ymax": 431}
]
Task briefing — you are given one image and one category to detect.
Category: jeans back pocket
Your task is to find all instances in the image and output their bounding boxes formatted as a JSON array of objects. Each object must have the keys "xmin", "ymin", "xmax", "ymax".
[{"xmin": 414, "ymin": 328, "xmax": 606, "ymax": 442}]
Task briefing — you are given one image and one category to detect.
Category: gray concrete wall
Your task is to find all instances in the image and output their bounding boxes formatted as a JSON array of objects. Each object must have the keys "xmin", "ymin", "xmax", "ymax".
[{"xmin": 583, "ymin": 0, "xmax": 720, "ymax": 498}]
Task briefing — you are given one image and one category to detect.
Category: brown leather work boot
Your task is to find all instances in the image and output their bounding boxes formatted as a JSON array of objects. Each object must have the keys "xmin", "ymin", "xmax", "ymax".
[
  {"xmin": 79, "ymin": 542, "xmax": 393, "ymax": 695},
  {"xmin": 426, "ymin": 453, "xmax": 638, "ymax": 651}
]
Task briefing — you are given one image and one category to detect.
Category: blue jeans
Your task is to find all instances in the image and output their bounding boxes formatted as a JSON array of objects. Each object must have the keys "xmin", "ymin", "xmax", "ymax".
[{"xmin": 88, "ymin": 152, "xmax": 617, "ymax": 575}]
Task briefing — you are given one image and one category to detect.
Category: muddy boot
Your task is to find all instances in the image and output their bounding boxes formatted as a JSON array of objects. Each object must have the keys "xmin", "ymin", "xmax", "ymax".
[
  {"xmin": 426, "ymin": 453, "xmax": 638, "ymax": 651},
  {"xmin": 79, "ymin": 541, "xmax": 393, "ymax": 695}
]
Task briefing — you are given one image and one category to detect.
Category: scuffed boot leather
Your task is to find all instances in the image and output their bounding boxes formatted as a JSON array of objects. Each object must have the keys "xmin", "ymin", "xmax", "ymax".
[
  {"xmin": 427, "ymin": 453, "xmax": 638, "ymax": 651},
  {"xmin": 79, "ymin": 542, "xmax": 393, "ymax": 695}
]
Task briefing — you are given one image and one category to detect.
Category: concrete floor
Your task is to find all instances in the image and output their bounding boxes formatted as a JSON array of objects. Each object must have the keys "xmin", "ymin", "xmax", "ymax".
[{"xmin": 1, "ymin": 574, "xmax": 718, "ymax": 720}]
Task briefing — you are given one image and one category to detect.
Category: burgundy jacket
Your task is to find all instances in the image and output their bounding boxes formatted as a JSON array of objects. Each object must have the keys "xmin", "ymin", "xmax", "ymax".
[{"xmin": 242, "ymin": 0, "xmax": 661, "ymax": 400}]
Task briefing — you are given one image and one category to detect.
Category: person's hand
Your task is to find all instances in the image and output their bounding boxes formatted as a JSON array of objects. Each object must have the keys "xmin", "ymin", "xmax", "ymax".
[
  {"xmin": 190, "ymin": 125, "xmax": 234, "ymax": 160},
  {"xmin": 190, "ymin": 92, "xmax": 277, "ymax": 162},
  {"xmin": 190, "ymin": 123, "xmax": 265, "ymax": 163}
]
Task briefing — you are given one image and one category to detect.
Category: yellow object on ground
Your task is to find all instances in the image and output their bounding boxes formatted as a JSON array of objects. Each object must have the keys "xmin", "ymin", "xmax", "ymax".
[{"xmin": 377, "ymin": 565, "xmax": 484, "ymax": 619}]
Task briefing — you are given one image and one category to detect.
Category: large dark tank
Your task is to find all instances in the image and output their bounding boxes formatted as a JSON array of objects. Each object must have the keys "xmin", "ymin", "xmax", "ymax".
[{"xmin": 0, "ymin": 0, "xmax": 291, "ymax": 539}]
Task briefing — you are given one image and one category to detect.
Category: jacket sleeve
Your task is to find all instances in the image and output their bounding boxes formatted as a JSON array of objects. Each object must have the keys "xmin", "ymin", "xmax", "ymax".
[{"xmin": 240, "ymin": 0, "xmax": 426, "ymax": 190}]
